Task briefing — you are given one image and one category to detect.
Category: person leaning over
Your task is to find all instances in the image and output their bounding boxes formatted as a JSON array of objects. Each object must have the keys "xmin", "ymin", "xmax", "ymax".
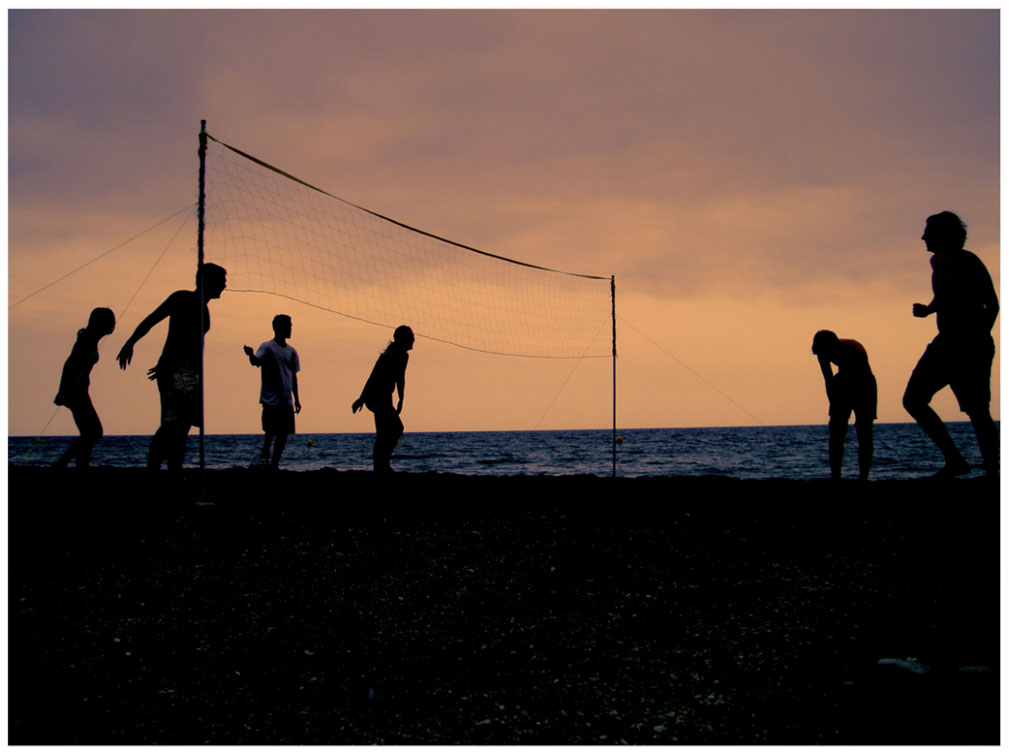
[
  {"xmin": 812, "ymin": 330, "xmax": 877, "ymax": 481},
  {"xmin": 116, "ymin": 263, "xmax": 227, "ymax": 471},
  {"xmin": 352, "ymin": 325, "xmax": 414, "ymax": 473},
  {"xmin": 54, "ymin": 307, "xmax": 117, "ymax": 468}
]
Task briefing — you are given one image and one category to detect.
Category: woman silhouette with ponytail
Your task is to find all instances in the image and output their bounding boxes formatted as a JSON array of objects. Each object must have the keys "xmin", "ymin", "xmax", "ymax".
[
  {"xmin": 352, "ymin": 325, "xmax": 415, "ymax": 473},
  {"xmin": 54, "ymin": 307, "xmax": 116, "ymax": 468}
]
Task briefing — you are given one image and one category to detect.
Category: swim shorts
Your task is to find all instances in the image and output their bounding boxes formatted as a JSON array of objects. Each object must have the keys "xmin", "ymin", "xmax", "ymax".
[
  {"xmin": 157, "ymin": 358, "xmax": 202, "ymax": 429},
  {"xmin": 262, "ymin": 403, "xmax": 296, "ymax": 436},
  {"xmin": 829, "ymin": 371, "xmax": 877, "ymax": 423},
  {"xmin": 906, "ymin": 334, "xmax": 994, "ymax": 413}
]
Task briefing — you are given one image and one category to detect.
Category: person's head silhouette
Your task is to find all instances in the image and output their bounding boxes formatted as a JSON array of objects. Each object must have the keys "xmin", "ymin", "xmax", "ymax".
[
  {"xmin": 198, "ymin": 263, "xmax": 228, "ymax": 299},
  {"xmin": 272, "ymin": 314, "xmax": 292, "ymax": 339},
  {"xmin": 922, "ymin": 211, "xmax": 967, "ymax": 253},
  {"xmin": 87, "ymin": 307, "xmax": 116, "ymax": 337},
  {"xmin": 393, "ymin": 325, "xmax": 415, "ymax": 352},
  {"xmin": 811, "ymin": 330, "xmax": 840, "ymax": 358}
]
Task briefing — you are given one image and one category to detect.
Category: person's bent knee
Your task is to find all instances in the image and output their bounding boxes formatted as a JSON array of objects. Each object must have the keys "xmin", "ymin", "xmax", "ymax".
[
  {"xmin": 902, "ymin": 386, "xmax": 927, "ymax": 415},
  {"xmin": 965, "ymin": 405, "xmax": 993, "ymax": 424},
  {"xmin": 828, "ymin": 419, "xmax": 848, "ymax": 435}
]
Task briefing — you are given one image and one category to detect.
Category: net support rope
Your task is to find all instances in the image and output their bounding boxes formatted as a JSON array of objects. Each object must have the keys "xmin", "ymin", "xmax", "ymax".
[{"xmin": 17, "ymin": 208, "xmax": 195, "ymax": 464}]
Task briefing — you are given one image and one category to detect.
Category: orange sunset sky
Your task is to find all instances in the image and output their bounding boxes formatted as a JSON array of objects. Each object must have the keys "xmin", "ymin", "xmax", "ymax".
[{"xmin": 8, "ymin": 9, "xmax": 1000, "ymax": 438}]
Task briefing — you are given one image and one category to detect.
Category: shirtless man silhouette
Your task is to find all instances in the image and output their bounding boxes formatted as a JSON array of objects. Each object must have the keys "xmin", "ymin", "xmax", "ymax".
[
  {"xmin": 117, "ymin": 263, "xmax": 227, "ymax": 470},
  {"xmin": 903, "ymin": 212, "xmax": 998, "ymax": 477},
  {"xmin": 812, "ymin": 330, "xmax": 877, "ymax": 481}
]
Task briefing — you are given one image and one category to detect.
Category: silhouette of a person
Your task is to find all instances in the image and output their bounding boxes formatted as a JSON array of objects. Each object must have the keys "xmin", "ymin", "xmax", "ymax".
[
  {"xmin": 903, "ymin": 211, "xmax": 999, "ymax": 477},
  {"xmin": 243, "ymin": 314, "xmax": 301, "ymax": 469},
  {"xmin": 53, "ymin": 307, "xmax": 116, "ymax": 468},
  {"xmin": 352, "ymin": 325, "xmax": 415, "ymax": 473},
  {"xmin": 116, "ymin": 263, "xmax": 227, "ymax": 470},
  {"xmin": 812, "ymin": 330, "xmax": 876, "ymax": 481}
]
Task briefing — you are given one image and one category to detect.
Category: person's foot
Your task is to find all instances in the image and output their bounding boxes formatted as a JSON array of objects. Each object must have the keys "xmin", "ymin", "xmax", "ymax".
[{"xmin": 932, "ymin": 458, "xmax": 971, "ymax": 478}]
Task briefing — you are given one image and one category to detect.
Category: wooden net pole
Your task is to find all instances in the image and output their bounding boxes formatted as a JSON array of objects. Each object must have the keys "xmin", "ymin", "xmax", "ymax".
[
  {"xmin": 612, "ymin": 275, "xmax": 617, "ymax": 478},
  {"xmin": 197, "ymin": 120, "xmax": 208, "ymax": 477}
]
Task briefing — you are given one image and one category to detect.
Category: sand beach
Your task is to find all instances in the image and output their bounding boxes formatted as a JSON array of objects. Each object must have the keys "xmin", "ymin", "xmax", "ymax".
[{"xmin": 9, "ymin": 467, "xmax": 999, "ymax": 744}]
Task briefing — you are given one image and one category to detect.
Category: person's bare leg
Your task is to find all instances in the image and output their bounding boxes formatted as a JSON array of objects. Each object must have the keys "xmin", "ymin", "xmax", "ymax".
[
  {"xmin": 828, "ymin": 418, "xmax": 847, "ymax": 481},
  {"xmin": 166, "ymin": 425, "xmax": 188, "ymax": 472},
  {"xmin": 271, "ymin": 433, "xmax": 288, "ymax": 469},
  {"xmin": 904, "ymin": 387, "xmax": 969, "ymax": 475},
  {"xmin": 856, "ymin": 420, "xmax": 873, "ymax": 481},
  {"xmin": 968, "ymin": 408, "xmax": 999, "ymax": 476},
  {"xmin": 148, "ymin": 426, "xmax": 168, "ymax": 469}
]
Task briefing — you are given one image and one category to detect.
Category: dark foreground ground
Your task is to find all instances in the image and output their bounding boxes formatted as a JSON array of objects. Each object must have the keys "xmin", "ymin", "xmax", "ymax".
[{"xmin": 9, "ymin": 467, "xmax": 1000, "ymax": 745}]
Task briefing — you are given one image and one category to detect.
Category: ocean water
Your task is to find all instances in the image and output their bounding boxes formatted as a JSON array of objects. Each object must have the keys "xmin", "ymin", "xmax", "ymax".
[{"xmin": 7, "ymin": 422, "xmax": 996, "ymax": 480}]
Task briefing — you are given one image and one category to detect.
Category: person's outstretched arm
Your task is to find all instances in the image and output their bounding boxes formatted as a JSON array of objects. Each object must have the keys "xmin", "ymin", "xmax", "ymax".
[
  {"xmin": 116, "ymin": 294, "xmax": 177, "ymax": 369},
  {"xmin": 243, "ymin": 345, "xmax": 261, "ymax": 366},
  {"xmin": 912, "ymin": 299, "xmax": 936, "ymax": 318}
]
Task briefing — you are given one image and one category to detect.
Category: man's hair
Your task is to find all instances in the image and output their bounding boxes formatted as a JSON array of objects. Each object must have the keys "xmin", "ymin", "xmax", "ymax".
[
  {"xmin": 812, "ymin": 330, "xmax": 839, "ymax": 355},
  {"xmin": 197, "ymin": 262, "xmax": 227, "ymax": 285},
  {"xmin": 925, "ymin": 211, "xmax": 967, "ymax": 248},
  {"xmin": 272, "ymin": 314, "xmax": 291, "ymax": 330}
]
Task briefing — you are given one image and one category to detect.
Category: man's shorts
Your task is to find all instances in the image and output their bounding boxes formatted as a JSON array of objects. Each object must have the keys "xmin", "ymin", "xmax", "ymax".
[
  {"xmin": 829, "ymin": 372, "xmax": 877, "ymax": 424},
  {"xmin": 906, "ymin": 334, "xmax": 994, "ymax": 413},
  {"xmin": 262, "ymin": 403, "xmax": 295, "ymax": 435},
  {"xmin": 157, "ymin": 359, "xmax": 202, "ymax": 429}
]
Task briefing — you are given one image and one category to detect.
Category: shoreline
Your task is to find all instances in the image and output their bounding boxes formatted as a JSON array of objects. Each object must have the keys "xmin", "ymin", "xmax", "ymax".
[
  {"xmin": 11, "ymin": 421, "xmax": 996, "ymax": 481},
  {"xmin": 10, "ymin": 467, "xmax": 999, "ymax": 744}
]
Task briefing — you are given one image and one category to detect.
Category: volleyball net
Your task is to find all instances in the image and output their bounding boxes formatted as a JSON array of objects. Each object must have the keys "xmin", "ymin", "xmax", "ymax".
[{"xmin": 202, "ymin": 133, "xmax": 614, "ymax": 359}]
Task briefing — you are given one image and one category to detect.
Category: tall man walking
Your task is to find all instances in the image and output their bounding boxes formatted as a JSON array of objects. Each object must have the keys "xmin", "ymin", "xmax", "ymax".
[{"xmin": 903, "ymin": 211, "xmax": 999, "ymax": 477}]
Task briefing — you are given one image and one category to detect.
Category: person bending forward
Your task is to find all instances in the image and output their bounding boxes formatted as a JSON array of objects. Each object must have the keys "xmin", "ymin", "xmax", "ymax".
[
  {"xmin": 812, "ymin": 330, "xmax": 877, "ymax": 481},
  {"xmin": 352, "ymin": 325, "xmax": 414, "ymax": 473}
]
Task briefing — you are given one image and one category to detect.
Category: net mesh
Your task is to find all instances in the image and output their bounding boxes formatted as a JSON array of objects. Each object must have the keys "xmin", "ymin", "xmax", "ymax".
[{"xmin": 202, "ymin": 135, "xmax": 613, "ymax": 358}]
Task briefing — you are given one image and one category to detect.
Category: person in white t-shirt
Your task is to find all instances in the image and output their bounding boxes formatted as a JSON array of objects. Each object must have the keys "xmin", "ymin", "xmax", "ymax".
[{"xmin": 243, "ymin": 314, "xmax": 301, "ymax": 469}]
